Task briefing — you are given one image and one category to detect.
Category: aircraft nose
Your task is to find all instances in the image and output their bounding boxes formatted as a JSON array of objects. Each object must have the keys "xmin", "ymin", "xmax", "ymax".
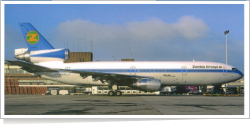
[{"xmin": 239, "ymin": 70, "xmax": 244, "ymax": 78}]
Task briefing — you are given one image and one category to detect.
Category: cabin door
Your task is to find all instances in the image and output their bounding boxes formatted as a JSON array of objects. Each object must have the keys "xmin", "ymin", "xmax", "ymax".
[
  {"xmin": 181, "ymin": 66, "xmax": 187, "ymax": 84},
  {"xmin": 182, "ymin": 66, "xmax": 187, "ymax": 75},
  {"xmin": 223, "ymin": 67, "xmax": 227, "ymax": 76},
  {"xmin": 130, "ymin": 66, "xmax": 136, "ymax": 75},
  {"xmin": 65, "ymin": 67, "xmax": 70, "ymax": 76}
]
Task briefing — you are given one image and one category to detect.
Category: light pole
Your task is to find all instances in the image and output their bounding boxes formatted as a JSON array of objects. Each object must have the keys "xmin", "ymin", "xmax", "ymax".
[
  {"xmin": 224, "ymin": 30, "xmax": 229, "ymax": 64},
  {"xmin": 224, "ymin": 30, "xmax": 229, "ymax": 96}
]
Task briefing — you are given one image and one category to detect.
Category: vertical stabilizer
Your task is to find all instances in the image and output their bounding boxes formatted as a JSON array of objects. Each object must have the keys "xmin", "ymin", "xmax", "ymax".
[{"xmin": 19, "ymin": 23, "xmax": 54, "ymax": 51}]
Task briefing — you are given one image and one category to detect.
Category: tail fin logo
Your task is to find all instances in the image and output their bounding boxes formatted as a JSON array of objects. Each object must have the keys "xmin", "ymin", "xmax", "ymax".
[{"xmin": 26, "ymin": 31, "xmax": 39, "ymax": 44}]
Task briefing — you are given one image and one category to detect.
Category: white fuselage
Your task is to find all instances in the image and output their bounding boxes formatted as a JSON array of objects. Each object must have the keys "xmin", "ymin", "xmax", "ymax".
[{"xmin": 36, "ymin": 61, "xmax": 243, "ymax": 86}]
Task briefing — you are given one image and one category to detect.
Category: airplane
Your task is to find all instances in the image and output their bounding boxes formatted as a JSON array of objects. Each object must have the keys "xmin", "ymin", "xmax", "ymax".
[{"xmin": 6, "ymin": 23, "xmax": 244, "ymax": 96}]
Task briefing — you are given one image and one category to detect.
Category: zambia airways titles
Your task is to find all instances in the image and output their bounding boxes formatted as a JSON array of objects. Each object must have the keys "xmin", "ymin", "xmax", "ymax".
[{"xmin": 192, "ymin": 65, "xmax": 223, "ymax": 69}]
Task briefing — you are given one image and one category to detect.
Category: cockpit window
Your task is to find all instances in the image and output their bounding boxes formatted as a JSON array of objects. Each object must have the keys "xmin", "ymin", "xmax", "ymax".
[{"xmin": 232, "ymin": 68, "xmax": 238, "ymax": 71}]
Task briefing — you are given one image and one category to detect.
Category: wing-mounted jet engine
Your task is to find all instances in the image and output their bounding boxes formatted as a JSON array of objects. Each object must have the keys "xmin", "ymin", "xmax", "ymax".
[
  {"xmin": 15, "ymin": 48, "xmax": 70, "ymax": 63},
  {"xmin": 129, "ymin": 78, "xmax": 161, "ymax": 92}
]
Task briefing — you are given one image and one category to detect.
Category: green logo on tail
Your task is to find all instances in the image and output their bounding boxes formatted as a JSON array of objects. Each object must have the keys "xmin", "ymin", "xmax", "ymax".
[{"xmin": 26, "ymin": 31, "xmax": 39, "ymax": 44}]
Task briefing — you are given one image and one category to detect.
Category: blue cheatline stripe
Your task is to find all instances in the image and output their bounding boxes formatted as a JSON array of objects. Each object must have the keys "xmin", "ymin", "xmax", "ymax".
[
  {"xmin": 58, "ymin": 68, "xmax": 242, "ymax": 75},
  {"xmin": 31, "ymin": 49, "xmax": 65, "ymax": 59}
]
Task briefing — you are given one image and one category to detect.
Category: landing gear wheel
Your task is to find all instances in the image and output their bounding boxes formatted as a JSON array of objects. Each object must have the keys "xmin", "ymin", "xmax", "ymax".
[
  {"xmin": 116, "ymin": 91, "xmax": 122, "ymax": 96},
  {"xmin": 108, "ymin": 91, "xmax": 115, "ymax": 96}
]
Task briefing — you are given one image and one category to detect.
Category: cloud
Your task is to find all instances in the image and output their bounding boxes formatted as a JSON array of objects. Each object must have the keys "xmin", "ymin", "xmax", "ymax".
[
  {"xmin": 173, "ymin": 16, "xmax": 210, "ymax": 39},
  {"xmin": 51, "ymin": 16, "xmax": 212, "ymax": 61},
  {"xmin": 127, "ymin": 16, "xmax": 210, "ymax": 41},
  {"xmin": 54, "ymin": 15, "xmax": 210, "ymax": 45},
  {"xmin": 54, "ymin": 20, "xmax": 125, "ymax": 44}
]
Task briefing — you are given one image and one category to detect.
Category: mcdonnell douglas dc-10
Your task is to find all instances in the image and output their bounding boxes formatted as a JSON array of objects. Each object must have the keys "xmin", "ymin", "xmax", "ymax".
[{"xmin": 6, "ymin": 23, "xmax": 244, "ymax": 96}]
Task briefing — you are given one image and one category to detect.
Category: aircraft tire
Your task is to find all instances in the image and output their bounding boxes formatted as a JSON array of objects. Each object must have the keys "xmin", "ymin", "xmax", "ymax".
[
  {"xmin": 116, "ymin": 91, "xmax": 122, "ymax": 96},
  {"xmin": 108, "ymin": 91, "xmax": 115, "ymax": 96}
]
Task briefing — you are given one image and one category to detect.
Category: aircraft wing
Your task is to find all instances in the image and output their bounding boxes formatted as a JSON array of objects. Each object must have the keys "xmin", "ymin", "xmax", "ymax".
[
  {"xmin": 6, "ymin": 60, "xmax": 153, "ymax": 84},
  {"xmin": 5, "ymin": 60, "xmax": 58, "ymax": 73}
]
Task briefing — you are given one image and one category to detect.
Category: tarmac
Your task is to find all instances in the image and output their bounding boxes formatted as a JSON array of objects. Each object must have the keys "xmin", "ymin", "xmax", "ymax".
[{"xmin": 4, "ymin": 94, "xmax": 244, "ymax": 115}]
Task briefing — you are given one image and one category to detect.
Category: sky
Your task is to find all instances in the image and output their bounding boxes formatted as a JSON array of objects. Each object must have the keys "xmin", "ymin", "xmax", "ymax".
[{"xmin": 4, "ymin": 4, "xmax": 244, "ymax": 73}]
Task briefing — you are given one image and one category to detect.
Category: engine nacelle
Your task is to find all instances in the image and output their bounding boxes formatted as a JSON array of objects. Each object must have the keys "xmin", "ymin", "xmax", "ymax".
[
  {"xmin": 130, "ymin": 78, "xmax": 161, "ymax": 92},
  {"xmin": 15, "ymin": 48, "xmax": 70, "ymax": 63}
]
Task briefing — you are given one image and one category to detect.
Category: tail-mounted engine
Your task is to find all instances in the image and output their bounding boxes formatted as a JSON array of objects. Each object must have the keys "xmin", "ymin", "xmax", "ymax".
[
  {"xmin": 15, "ymin": 48, "xmax": 70, "ymax": 63},
  {"xmin": 130, "ymin": 78, "xmax": 161, "ymax": 92}
]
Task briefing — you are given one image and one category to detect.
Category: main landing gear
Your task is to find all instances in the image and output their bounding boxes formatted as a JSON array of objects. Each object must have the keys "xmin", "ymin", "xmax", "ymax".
[
  {"xmin": 108, "ymin": 90, "xmax": 122, "ymax": 96},
  {"xmin": 108, "ymin": 84, "xmax": 122, "ymax": 96}
]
